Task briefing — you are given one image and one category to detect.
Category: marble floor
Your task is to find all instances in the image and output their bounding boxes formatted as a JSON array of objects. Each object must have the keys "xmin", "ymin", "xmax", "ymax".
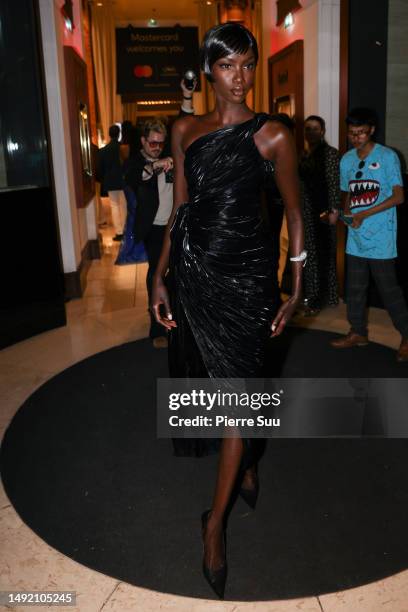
[{"xmin": 1, "ymin": 229, "xmax": 408, "ymax": 612}]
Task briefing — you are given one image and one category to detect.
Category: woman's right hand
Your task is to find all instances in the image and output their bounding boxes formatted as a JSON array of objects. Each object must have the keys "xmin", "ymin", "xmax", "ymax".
[
  {"xmin": 270, "ymin": 294, "xmax": 301, "ymax": 337},
  {"xmin": 151, "ymin": 276, "xmax": 177, "ymax": 330}
]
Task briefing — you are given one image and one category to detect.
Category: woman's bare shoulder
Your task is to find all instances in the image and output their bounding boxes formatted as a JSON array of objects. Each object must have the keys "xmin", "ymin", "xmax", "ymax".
[
  {"xmin": 172, "ymin": 114, "xmax": 197, "ymax": 137},
  {"xmin": 173, "ymin": 113, "xmax": 216, "ymax": 151},
  {"xmin": 258, "ymin": 118, "xmax": 290, "ymax": 141},
  {"xmin": 254, "ymin": 119, "xmax": 293, "ymax": 160}
]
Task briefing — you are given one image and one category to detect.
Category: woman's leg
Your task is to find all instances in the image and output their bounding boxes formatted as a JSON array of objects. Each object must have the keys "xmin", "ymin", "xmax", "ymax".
[{"xmin": 203, "ymin": 436, "xmax": 244, "ymax": 570}]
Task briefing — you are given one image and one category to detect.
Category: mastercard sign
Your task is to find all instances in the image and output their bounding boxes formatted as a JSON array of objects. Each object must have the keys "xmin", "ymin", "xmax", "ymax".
[
  {"xmin": 116, "ymin": 26, "xmax": 200, "ymax": 94},
  {"xmin": 133, "ymin": 65, "xmax": 153, "ymax": 78}
]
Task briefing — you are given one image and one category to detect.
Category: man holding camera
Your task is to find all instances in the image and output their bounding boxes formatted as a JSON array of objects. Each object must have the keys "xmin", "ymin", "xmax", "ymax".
[
  {"xmin": 125, "ymin": 119, "xmax": 174, "ymax": 348},
  {"xmin": 125, "ymin": 77, "xmax": 196, "ymax": 348}
]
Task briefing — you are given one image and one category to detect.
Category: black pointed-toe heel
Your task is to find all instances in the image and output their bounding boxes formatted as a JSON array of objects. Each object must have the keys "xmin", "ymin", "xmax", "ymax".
[
  {"xmin": 239, "ymin": 474, "xmax": 259, "ymax": 509},
  {"xmin": 201, "ymin": 509, "xmax": 227, "ymax": 599}
]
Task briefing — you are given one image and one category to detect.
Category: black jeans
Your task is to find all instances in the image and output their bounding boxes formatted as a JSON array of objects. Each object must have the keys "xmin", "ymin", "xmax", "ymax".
[
  {"xmin": 346, "ymin": 254, "xmax": 408, "ymax": 338},
  {"xmin": 144, "ymin": 224, "xmax": 167, "ymax": 339}
]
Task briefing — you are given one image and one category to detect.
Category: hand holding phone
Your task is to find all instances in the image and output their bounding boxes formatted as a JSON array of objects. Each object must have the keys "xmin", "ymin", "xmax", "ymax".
[{"xmin": 339, "ymin": 211, "xmax": 354, "ymax": 226}]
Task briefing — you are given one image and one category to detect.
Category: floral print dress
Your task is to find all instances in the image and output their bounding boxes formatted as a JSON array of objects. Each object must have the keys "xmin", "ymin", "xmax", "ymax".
[{"xmin": 299, "ymin": 142, "xmax": 340, "ymax": 310}]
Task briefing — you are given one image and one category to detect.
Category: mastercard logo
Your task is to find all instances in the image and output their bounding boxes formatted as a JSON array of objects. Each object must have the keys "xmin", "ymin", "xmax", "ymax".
[{"xmin": 133, "ymin": 65, "xmax": 153, "ymax": 78}]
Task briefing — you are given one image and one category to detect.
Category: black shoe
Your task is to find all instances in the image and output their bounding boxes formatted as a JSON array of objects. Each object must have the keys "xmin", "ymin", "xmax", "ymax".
[
  {"xmin": 201, "ymin": 509, "xmax": 227, "ymax": 599},
  {"xmin": 112, "ymin": 234, "xmax": 123, "ymax": 242},
  {"xmin": 239, "ymin": 474, "xmax": 259, "ymax": 509}
]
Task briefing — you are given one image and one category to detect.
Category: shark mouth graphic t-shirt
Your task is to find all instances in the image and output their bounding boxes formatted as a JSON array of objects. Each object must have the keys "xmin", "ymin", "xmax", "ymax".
[{"xmin": 340, "ymin": 143, "xmax": 403, "ymax": 259}]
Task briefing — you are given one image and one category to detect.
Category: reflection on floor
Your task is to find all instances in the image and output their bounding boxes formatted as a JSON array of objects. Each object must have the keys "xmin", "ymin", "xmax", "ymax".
[{"xmin": 0, "ymin": 229, "xmax": 407, "ymax": 612}]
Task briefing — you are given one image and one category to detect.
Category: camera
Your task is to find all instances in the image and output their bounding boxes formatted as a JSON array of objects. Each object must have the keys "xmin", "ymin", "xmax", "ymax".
[{"xmin": 183, "ymin": 70, "xmax": 196, "ymax": 91}]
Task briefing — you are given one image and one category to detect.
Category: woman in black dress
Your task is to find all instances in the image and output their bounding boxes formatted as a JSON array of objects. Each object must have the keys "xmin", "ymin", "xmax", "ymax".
[
  {"xmin": 300, "ymin": 115, "xmax": 340, "ymax": 315},
  {"xmin": 152, "ymin": 23, "xmax": 304, "ymax": 598}
]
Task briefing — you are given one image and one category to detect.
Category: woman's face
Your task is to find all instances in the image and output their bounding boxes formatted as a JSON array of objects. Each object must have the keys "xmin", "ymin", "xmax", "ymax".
[
  {"xmin": 210, "ymin": 49, "xmax": 256, "ymax": 104},
  {"xmin": 304, "ymin": 120, "xmax": 324, "ymax": 146}
]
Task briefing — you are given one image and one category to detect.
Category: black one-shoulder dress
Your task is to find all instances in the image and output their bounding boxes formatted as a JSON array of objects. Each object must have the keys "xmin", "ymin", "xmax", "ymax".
[{"xmin": 168, "ymin": 113, "xmax": 277, "ymax": 457}]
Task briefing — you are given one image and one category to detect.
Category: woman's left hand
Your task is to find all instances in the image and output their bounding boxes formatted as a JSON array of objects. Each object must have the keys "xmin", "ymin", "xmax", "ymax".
[
  {"xmin": 320, "ymin": 209, "xmax": 339, "ymax": 225},
  {"xmin": 328, "ymin": 209, "xmax": 339, "ymax": 225},
  {"xmin": 271, "ymin": 295, "xmax": 301, "ymax": 337}
]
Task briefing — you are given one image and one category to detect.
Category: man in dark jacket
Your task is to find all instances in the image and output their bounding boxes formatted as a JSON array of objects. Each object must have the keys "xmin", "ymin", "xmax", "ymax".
[
  {"xmin": 124, "ymin": 78, "xmax": 196, "ymax": 348},
  {"xmin": 125, "ymin": 119, "xmax": 173, "ymax": 348},
  {"xmin": 98, "ymin": 125, "xmax": 126, "ymax": 241}
]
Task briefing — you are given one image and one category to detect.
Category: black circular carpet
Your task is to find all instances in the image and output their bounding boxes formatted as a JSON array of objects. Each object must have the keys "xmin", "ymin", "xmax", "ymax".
[{"xmin": 1, "ymin": 328, "xmax": 408, "ymax": 601}]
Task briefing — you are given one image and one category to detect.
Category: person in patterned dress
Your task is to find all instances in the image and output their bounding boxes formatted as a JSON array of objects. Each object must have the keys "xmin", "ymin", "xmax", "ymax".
[{"xmin": 300, "ymin": 115, "xmax": 340, "ymax": 314}]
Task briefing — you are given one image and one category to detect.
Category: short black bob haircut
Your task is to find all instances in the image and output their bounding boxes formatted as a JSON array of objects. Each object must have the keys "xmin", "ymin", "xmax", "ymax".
[
  {"xmin": 346, "ymin": 107, "xmax": 378, "ymax": 127},
  {"xmin": 200, "ymin": 22, "xmax": 258, "ymax": 83}
]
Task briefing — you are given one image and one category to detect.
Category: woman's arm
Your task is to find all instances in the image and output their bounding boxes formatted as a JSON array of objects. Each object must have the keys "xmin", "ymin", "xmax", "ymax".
[
  {"xmin": 151, "ymin": 116, "xmax": 193, "ymax": 329},
  {"xmin": 255, "ymin": 120, "xmax": 304, "ymax": 336}
]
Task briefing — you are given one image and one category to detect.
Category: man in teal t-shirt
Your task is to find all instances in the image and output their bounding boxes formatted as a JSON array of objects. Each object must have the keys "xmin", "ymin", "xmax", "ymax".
[{"xmin": 331, "ymin": 108, "xmax": 408, "ymax": 361}]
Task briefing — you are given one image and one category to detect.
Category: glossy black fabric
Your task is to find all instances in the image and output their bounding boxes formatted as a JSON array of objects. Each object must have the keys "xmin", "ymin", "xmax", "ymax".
[{"xmin": 168, "ymin": 113, "xmax": 277, "ymax": 458}]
